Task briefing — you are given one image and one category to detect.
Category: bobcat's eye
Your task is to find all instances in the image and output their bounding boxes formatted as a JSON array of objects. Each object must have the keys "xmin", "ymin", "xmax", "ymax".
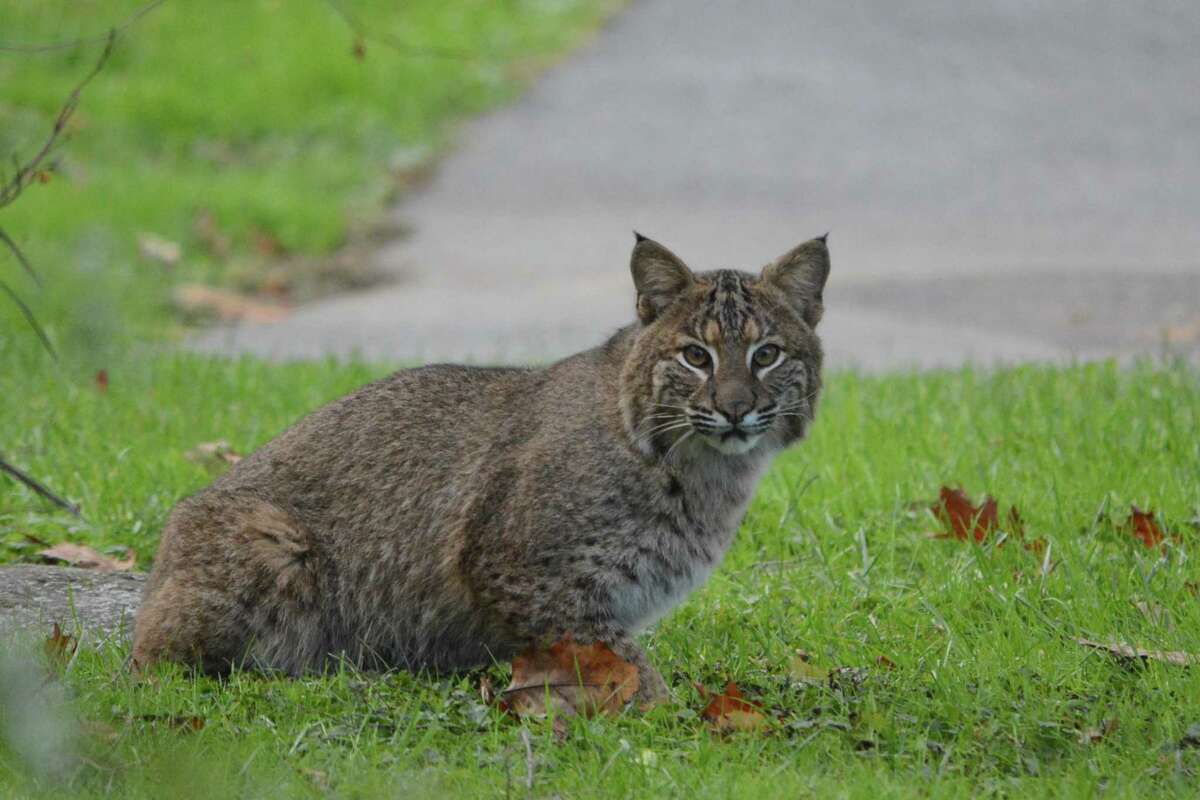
[
  {"xmin": 682, "ymin": 344, "xmax": 711, "ymax": 369},
  {"xmin": 752, "ymin": 344, "xmax": 781, "ymax": 369}
]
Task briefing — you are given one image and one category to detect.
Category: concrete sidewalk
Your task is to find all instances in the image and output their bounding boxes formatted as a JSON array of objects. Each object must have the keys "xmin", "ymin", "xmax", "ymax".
[{"xmin": 194, "ymin": 0, "xmax": 1200, "ymax": 369}]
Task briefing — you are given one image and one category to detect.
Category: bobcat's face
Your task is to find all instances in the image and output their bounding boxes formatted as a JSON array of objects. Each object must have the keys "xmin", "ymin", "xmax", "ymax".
[{"xmin": 621, "ymin": 235, "xmax": 829, "ymax": 459}]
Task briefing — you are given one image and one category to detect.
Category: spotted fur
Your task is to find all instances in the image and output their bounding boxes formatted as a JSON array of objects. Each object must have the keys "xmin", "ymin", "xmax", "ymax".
[{"xmin": 133, "ymin": 234, "xmax": 831, "ymax": 703}]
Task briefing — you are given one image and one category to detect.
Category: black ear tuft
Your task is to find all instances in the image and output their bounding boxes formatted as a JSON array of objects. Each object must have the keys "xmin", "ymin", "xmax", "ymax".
[
  {"xmin": 633, "ymin": 231, "xmax": 648, "ymax": 243},
  {"xmin": 818, "ymin": 231, "xmax": 830, "ymax": 244}
]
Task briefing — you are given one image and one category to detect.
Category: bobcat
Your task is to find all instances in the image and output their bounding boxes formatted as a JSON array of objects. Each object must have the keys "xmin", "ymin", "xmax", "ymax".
[{"xmin": 132, "ymin": 233, "xmax": 831, "ymax": 703}]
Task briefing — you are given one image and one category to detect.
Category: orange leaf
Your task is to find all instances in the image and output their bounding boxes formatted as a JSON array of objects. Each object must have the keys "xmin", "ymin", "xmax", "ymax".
[
  {"xmin": 931, "ymin": 487, "xmax": 1031, "ymax": 548},
  {"xmin": 932, "ymin": 487, "xmax": 998, "ymax": 543},
  {"xmin": 699, "ymin": 681, "xmax": 769, "ymax": 733},
  {"xmin": 498, "ymin": 635, "xmax": 639, "ymax": 719},
  {"xmin": 1127, "ymin": 505, "xmax": 1165, "ymax": 548},
  {"xmin": 39, "ymin": 542, "xmax": 135, "ymax": 572},
  {"xmin": 95, "ymin": 369, "xmax": 108, "ymax": 392},
  {"xmin": 44, "ymin": 622, "xmax": 76, "ymax": 669}
]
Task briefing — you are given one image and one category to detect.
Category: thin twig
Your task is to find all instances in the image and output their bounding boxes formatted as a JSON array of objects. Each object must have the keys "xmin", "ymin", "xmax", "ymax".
[
  {"xmin": 0, "ymin": 454, "xmax": 80, "ymax": 516},
  {"xmin": 0, "ymin": 277, "xmax": 57, "ymax": 359},
  {"xmin": 323, "ymin": 0, "xmax": 491, "ymax": 62},
  {"xmin": 0, "ymin": 0, "xmax": 166, "ymax": 53},
  {"xmin": 0, "ymin": 31, "xmax": 116, "ymax": 211},
  {"xmin": 0, "ymin": 228, "xmax": 39, "ymax": 286},
  {"xmin": 1, "ymin": 31, "xmax": 115, "ymax": 357}
]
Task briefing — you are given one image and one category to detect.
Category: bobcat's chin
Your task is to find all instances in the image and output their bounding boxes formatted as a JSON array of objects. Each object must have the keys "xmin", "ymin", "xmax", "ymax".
[{"xmin": 700, "ymin": 431, "xmax": 764, "ymax": 456}]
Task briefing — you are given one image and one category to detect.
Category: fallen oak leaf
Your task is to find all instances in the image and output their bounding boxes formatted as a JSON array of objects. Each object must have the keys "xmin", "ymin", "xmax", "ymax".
[
  {"xmin": 1076, "ymin": 638, "xmax": 1198, "ymax": 667},
  {"xmin": 44, "ymin": 622, "xmax": 76, "ymax": 670},
  {"xmin": 931, "ymin": 486, "xmax": 996, "ymax": 543},
  {"xmin": 930, "ymin": 486, "xmax": 1031, "ymax": 548},
  {"xmin": 1126, "ymin": 505, "xmax": 1166, "ymax": 549},
  {"xmin": 497, "ymin": 635, "xmax": 639, "ymax": 720},
  {"xmin": 698, "ymin": 681, "xmax": 770, "ymax": 733},
  {"xmin": 38, "ymin": 542, "xmax": 135, "ymax": 572}
]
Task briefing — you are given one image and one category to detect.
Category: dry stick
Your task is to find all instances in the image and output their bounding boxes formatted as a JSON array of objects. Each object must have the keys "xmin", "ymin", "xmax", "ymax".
[
  {"xmin": 0, "ymin": 32, "xmax": 117, "ymax": 211},
  {"xmin": 0, "ymin": 0, "xmax": 166, "ymax": 53},
  {"xmin": 0, "ymin": 228, "xmax": 39, "ymax": 286},
  {"xmin": 0, "ymin": 277, "xmax": 57, "ymax": 359},
  {"xmin": 0, "ymin": 455, "xmax": 81, "ymax": 517}
]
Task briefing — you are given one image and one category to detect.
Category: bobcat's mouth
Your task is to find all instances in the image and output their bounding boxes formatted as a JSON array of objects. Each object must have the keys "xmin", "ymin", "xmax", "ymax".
[{"xmin": 703, "ymin": 429, "xmax": 762, "ymax": 455}]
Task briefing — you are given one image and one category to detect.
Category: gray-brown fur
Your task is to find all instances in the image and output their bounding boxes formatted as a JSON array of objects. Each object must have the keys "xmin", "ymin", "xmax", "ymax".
[{"xmin": 133, "ymin": 234, "xmax": 831, "ymax": 701}]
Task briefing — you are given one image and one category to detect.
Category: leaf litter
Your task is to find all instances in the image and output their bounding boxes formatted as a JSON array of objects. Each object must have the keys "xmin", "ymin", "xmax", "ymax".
[{"xmin": 38, "ymin": 542, "xmax": 135, "ymax": 572}]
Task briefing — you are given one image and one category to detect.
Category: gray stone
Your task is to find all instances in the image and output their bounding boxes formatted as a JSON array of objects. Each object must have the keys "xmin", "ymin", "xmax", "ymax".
[{"xmin": 0, "ymin": 566, "xmax": 145, "ymax": 640}]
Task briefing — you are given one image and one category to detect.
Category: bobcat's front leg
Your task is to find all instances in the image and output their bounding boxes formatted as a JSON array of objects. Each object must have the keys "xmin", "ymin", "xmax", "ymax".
[{"xmin": 608, "ymin": 635, "xmax": 671, "ymax": 707}]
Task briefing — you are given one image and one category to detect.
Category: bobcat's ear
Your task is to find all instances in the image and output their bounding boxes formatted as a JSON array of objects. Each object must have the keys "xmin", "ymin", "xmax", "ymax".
[
  {"xmin": 760, "ymin": 234, "xmax": 831, "ymax": 327},
  {"xmin": 630, "ymin": 232, "xmax": 695, "ymax": 324}
]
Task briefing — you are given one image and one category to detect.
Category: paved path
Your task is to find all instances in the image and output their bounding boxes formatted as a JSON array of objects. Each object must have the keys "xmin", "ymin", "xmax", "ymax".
[{"xmin": 196, "ymin": 0, "xmax": 1200, "ymax": 370}]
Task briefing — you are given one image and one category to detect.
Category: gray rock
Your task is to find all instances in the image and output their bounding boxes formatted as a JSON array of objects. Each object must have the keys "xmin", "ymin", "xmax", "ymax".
[{"xmin": 0, "ymin": 566, "xmax": 145, "ymax": 640}]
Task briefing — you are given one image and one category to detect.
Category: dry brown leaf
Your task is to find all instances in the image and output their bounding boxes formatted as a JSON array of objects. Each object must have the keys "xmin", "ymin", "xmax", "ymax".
[
  {"xmin": 1076, "ymin": 638, "xmax": 1198, "ymax": 667},
  {"xmin": 1077, "ymin": 718, "xmax": 1119, "ymax": 745},
  {"xmin": 498, "ymin": 635, "xmax": 639, "ymax": 719},
  {"xmin": 44, "ymin": 622, "xmax": 76, "ymax": 669},
  {"xmin": 1126, "ymin": 505, "xmax": 1166, "ymax": 548},
  {"xmin": 930, "ymin": 486, "xmax": 1025, "ymax": 544},
  {"xmin": 698, "ymin": 681, "xmax": 770, "ymax": 733},
  {"xmin": 185, "ymin": 440, "xmax": 243, "ymax": 470},
  {"xmin": 174, "ymin": 284, "xmax": 290, "ymax": 323},
  {"xmin": 39, "ymin": 542, "xmax": 135, "ymax": 572},
  {"xmin": 137, "ymin": 232, "xmax": 182, "ymax": 266}
]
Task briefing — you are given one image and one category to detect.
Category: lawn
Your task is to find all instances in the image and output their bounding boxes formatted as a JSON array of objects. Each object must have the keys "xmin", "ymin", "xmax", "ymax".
[
  {"xmin": 0, "ymin": 0, "xmax": 617, "ymax": 361},
  {"xmin": 2, "ymin": 348, "xmax": 1198, "ymax": 798}
]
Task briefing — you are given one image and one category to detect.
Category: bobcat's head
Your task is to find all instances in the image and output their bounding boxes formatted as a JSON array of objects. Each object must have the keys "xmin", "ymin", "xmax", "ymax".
[{"xmin": 619, "ymin": 234, "xmax": 830, "ymax": 459}]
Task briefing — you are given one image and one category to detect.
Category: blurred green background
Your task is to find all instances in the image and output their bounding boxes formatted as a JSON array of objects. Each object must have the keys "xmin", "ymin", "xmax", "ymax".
[{"xmin": 0, "ymin": 0, "xmax": 616, "ymax": 365}]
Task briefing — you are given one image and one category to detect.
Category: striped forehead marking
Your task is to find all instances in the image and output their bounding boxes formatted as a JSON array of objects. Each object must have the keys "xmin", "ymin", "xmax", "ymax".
[{"xmin": 702, "ymin": 270, "xmax": 753, "ymax": 341}]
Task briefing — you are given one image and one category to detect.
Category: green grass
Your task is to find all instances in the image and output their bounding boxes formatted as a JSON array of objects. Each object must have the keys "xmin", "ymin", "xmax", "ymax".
[
  {"xmin": 2, "ymin": 350, "xmax": 1199, "ymax": 797},
  {"xmin": 0, "ymin": 0, "xmax": 616, "ymax": 361}
]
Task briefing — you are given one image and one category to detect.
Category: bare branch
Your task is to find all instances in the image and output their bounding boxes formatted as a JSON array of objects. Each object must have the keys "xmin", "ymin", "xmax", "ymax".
[
  {"xmin": 0, "ymin": 454, "xmax": 80, "ymax": 516},
  {"xmin": 0, "ymin": 32, "xmax": 116, "ymax": 211},
  {"xmin": 0, "ymin": 227, "xmax": 40, "ymax": 286},
  {"xmin": 0, "ymin": 0, "xmax": 166, "ymax": 53},
  {"xmin": 1, "ymin": 32, "xmax": 116, "ymax": 358},
  {"xmin": 0, "ymin": 276, "xmax": 57, "ymax": 359}
]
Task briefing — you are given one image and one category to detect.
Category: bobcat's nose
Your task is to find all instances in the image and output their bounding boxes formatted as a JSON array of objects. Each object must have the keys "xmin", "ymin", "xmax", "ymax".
[{"xmin": 718, "ymin": 399, "xmax": 753, "ymax": 427}]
